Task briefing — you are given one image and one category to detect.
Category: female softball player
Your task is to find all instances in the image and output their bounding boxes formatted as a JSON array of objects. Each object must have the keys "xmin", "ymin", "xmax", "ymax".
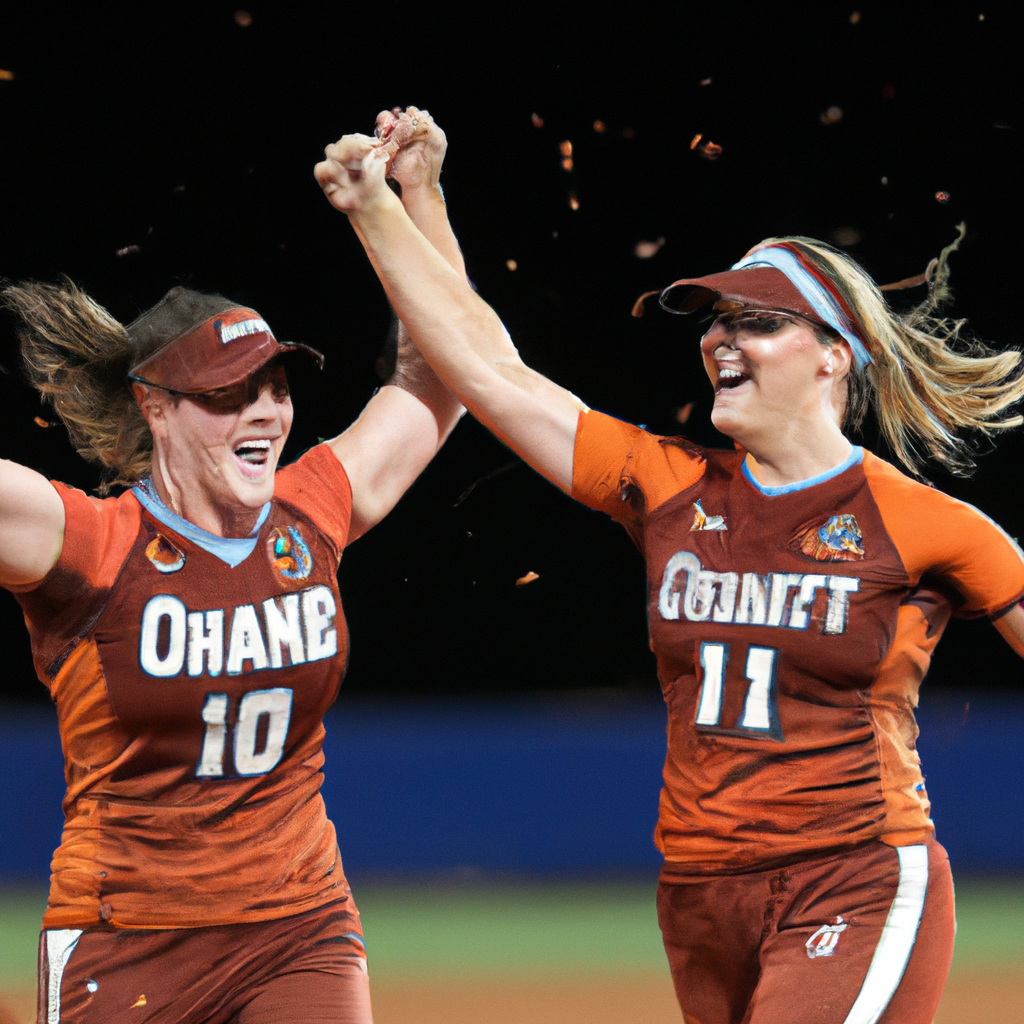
[
  {"xmin": 315, "ymin": 113, "xmax": 1024, "ymax": 1024},
  {"xmin": 0, "ymin": 114, "xmax": 463, "ymax": 1024}
]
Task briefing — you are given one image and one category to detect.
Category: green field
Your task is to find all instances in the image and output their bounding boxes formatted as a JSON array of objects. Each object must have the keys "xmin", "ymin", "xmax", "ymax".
[{"xmin": 2, "ymin": 876, "xmax": 1022, "ymax": 988}]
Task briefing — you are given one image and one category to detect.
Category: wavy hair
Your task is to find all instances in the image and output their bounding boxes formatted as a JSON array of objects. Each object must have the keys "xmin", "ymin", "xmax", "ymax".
[
  {"xmin": 755, "ymin": 229, "xmax": 1024, "ymax": 476},
  {"xmin": 1, "ymin": 279, "xmax": 233, "ymax": 491}
]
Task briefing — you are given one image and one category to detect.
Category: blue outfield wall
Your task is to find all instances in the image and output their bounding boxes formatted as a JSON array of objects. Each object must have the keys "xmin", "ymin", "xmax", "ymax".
[{"xmin": 1, "ymin": 693, "xmax": 1022, "ymax": 881}]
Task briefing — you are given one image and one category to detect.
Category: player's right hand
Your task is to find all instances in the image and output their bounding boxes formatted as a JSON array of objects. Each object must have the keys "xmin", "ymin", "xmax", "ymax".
[{"xmin": 314, "ymin": 134, "xmax": 393, "ymax": 217}]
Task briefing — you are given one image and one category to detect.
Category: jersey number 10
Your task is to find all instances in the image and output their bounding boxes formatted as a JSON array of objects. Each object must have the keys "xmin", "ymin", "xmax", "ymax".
[
  {"xmin": 696, "ymin": 642, "xmax": 783, "ymax": 741},
  {"xmin": 196, "ymin": 688, "xmax": 294, "ymax": 777}
]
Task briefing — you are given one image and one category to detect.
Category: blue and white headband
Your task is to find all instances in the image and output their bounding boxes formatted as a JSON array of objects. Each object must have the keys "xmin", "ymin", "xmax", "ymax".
[{"xmin": 731, "ymin": 246, "xmax": 874, "ymax": 369}]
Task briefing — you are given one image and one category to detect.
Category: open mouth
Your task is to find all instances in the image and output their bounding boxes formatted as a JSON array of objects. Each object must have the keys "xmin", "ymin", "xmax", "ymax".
[
  {"xmin": 716, "ymin": 368, "xmax": 750, "ymax": 392},
  {"xmin": 233, "ymin": 438, "xmax": 273, "ymax": 477}
]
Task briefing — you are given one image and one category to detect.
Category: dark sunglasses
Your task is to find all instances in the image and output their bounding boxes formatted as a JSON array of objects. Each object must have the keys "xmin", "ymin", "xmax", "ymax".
[
  {"xmin": 130, "ymin": 362, "xmax": 290, "ymax": 412},
  {"xmin": 703, "ymin": 308, "xmax": 838, "ymax": 339}
]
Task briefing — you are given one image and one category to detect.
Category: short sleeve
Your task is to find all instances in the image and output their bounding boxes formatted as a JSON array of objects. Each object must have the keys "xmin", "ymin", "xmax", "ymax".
[
  {"xmin": 13, "ymin": 483, "xmax": 140, "ymax": 681},
  {"xmin": 274, "ymin": 444, "xmax": 354, "ymax": 556},
  {"xmin": 571, "ymin": 409, "xmax": 706, "ymax": 522},
  {"xmin": 864, "ymin": 452, "xmax": 1024, "ymax": 618}
]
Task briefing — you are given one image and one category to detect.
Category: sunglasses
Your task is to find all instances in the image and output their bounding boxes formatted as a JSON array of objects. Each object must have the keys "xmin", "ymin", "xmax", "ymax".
[
  {"xmin": 130, "ymin": 362, "xmax": 290, "ymax": 412},
  {"xmin": 703, "ymin": 308, "xmax": 839, "ymax": 340}
]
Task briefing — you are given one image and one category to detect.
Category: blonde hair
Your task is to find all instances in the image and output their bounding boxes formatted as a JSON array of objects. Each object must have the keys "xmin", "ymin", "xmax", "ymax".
[
  {"xmin": 1, "ymin": 278, "xmax": 234, "ymax": 492},
  {"xmin": 759, "ymin": 230, "xmax": 1024, "ymax": 476}
]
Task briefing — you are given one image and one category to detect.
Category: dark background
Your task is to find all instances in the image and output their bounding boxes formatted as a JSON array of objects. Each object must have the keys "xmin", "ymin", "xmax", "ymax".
[{"xmin": 1, "ymin": 2, "xmax": 1021, "ymax": 703}]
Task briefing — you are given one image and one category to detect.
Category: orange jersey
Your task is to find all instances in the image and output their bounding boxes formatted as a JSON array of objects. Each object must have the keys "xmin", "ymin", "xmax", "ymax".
[
  {"xmin": 572, "ymin": 411, "xmax": 1024, "ymax": 875},
  {"xmin": 12, "ymin": 445, "xmax": 354, "ymax": 929}
]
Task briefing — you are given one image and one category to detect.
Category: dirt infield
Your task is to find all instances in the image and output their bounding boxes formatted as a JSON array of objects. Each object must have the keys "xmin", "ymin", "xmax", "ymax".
[{"xmin": 3, "ymin": 968, "xmax": 1022, "ymax": 1024}]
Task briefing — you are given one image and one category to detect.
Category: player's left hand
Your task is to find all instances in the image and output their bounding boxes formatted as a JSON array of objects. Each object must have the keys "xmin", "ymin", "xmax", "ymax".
[{"xmin": 378, "ymin": 106, "xmax": 447, "ymax": 193}]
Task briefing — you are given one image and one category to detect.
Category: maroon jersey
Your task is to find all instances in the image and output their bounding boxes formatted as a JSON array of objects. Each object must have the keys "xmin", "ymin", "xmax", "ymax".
[
  {"xmin": 13, "ymin": 445, "xmax": 354, "ymax": 929},
  {"xmin": 572, "ymin": 411, "xmax": 1024, "ymax": 875}
]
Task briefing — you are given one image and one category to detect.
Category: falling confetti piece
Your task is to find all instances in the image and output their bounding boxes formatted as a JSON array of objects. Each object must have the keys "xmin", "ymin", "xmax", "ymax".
[
  {"xmin": 569, "ymin": 192, "xmax": 580, "ymax": 211},
  {"xmin": 700, "ymin": 77, "xmax": 712, "ymax": 86},
  {"xmin": 516, "ymin": 571, "xmax": 540, "ymax": 586},
  {"xmin": 978, "ymin": 12, "xmax": 984, "ymax": 19},
  {"xmin": 676, "ymin": 402, "xmax": 695, "ymax": 424},
  {"xmin": 116, "ymin": 245, "xmax": 141, "ymax": 257},
  {"xmin": 622, "ymin": 127, "xmax": 635, "ymax": 138},
  {"xmin": 234, "ymin": 10, "xmax": 253, "ymax": 26},
  {"xmin": 506, "ymin": 259, "xmax": 518, "ymax": 271},
  {"xmin": 173, "ymin": 184, "xmax": 186, "ymax": 192},
  {"xmin": 130, "ymin": 995, "xmax": 147, "ymax": 1008},
  {"xmin": 935, "ymin": 191, "xmax": 951, "ymax": 203},
  {"xmin": 831, "ymin": 226, "xmax": 862, "ymax": 247},
  {"xmin": 881, "ymin": 176, "xmax": 889, "ymax": 185},
  {"xmin": 634, "ymin": 237, "xmax": 666, "ymax": 259},
  {"xmin": 33, "ymin": 416, "xmax": 50, "ymax": 428},
  {"xmin": 531, "ymin": 112, "xmax": 544, "ymax": 128},
  {"xmin": 820, "ymin": 106, "xmax": 843, "ymax": 125},
  {"xmin": 0, "ymin": 70, "xmax": 14, "ymax": 81},
  {"xmin": 593, "ymin": 120, "xmax": 606, "ymax": 133},
  {"xmin": 849, "ymin": 11, "xmax": 861, "ymax": 23},
  {"xmin": 698, "ymin": 140, "xmax": 722, "ymax": 160},
  {"xmin": 689, "ymin": 133, "xmax": 703, "ymax": 150},
  {"xmin": 562, "ymin": 157, "xmax": 574, "ymax": 171}
]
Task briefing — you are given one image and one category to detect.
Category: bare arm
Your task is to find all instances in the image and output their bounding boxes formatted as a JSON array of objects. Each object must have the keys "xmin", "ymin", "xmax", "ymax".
[
  {"xmin": 323, "ymin": 117, "xmax": 465, "ymax": 542},
  {"xmin": 314, "ymin": 128, "xmax": 585, "ymax": 494},
  {"xmin": 0, "ymin": 459, "xmax": 65, "ymax": 587},
  {"xmin": 994, "ymin": 602, "xmax": 1024, "ymax": 658}
]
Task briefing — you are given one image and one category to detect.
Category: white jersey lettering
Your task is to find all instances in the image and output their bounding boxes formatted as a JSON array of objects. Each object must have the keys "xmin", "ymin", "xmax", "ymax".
[
  {"xmin": 139, "ymin": 595, "xmax": 187, "ymax": 676},
  {"xmin": 658, "ymin": 553, "xmax": 859, "ymax": 635}
]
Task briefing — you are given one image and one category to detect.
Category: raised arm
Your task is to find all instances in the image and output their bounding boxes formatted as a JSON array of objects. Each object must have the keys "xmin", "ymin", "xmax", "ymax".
[
  {"xmin": 994, "ymin": 603, "xmax": 1024, "ymax": 658},
  {"xmin": 0, "ymin": 459, "xmax": 65, "ymax": 588},
  {"xmin": 314, "ymin": 124, "xmax": 585, "ymax": 494},
  {"xmin": 323, "ymin": 119, "xmax": 466, "ymax": 542}
]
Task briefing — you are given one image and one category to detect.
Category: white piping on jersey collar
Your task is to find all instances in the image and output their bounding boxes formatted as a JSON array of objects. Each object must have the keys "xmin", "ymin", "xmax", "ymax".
[
  {"xmin": 132, "ymin": 478, "xmax": 271, "ymax": 568},
  {"xmin": 742, "ymin": 446, "xmax": 864, "ymax": 496}
]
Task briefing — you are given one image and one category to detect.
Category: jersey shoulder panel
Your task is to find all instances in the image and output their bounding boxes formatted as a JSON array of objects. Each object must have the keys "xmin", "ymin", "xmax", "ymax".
[
  {"xmin": 863, "ymin": 451, "xmax": 1024, "ymax": 616},
  {"xmin": 14, "ymin": 483, "xmax": 142, "ymax": 681},
  {"xmin": 274, "ymin": 444, "xmax": 353, "ymax": 557},
  {"xmin": 571, "ymin": 408, "xmax": 706, "ymax": 522}
]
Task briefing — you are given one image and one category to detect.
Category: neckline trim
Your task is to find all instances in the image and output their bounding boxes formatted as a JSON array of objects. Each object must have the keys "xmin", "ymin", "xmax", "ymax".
[
  {"xmin": 742, "ymin": 446, "xmax": 864, "ymax": 496},
  {"xmin": 132, "ymin": 478, "xmax": 271, "ymax": 568}
]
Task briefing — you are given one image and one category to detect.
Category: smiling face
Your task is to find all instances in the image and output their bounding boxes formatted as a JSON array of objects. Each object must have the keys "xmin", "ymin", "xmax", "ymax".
[
  {"xmin": 700, "ymin": 310, "xmax": 846, "ymax": 446},
  {"xmin": 138, "ymin": 362, "xmax": 294, "ymax": 536}
]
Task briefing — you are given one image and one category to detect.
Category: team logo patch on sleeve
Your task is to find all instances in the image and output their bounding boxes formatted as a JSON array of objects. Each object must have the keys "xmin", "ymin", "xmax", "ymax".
[
  {"xmin": 268, "ymin": 526, "xmax": 313, "ymax": 580},
  {"xmin": 795, "ymin": 514, "xmax": 864, "ymax": 562},
  {"xmin": 145, "ymin": 533, "xmax": 186, "ymax": 573},
  {"xmin": 691, "ymin": 500, "xmax": 728, "ymax": 532}
]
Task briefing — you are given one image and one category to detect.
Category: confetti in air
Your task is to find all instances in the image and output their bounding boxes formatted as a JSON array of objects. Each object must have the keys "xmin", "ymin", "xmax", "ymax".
[
  {"xmin": 635, "ymin": 237, "xmax": 666, "ymax": 259},
  {"xmin": 820, "ymin": 106, "xmax": 843, "ymax": 125},
  {"xmin": 935, "ymin": 191, "xmax": 951, "ymax": 204},
  {"xmin": 676, "ymin": 402, "xmax": 695, "ymax": 425},
  {"xmin": 831, "ymin": 227, "xmax": 862, "ymax": 247},
  {"xmin": 116, "ymin": 245, "xmax": 141, "ymax": 257},
  {"xmin": 593, "ymin": 120, "xmax": 606, "ymax": 133},
  {"xmin": 568, "ymin": 192, "xmax": 580, "ymax": 211},
  {"xmin": 690, "ymin": 133, "xmax": 703, "ymax": 150},
  {"xmin": 234, "ymin": 10, "xmax": 253, "ymax": 26},
  {"xmin": 531, "ymin": 112, "xmax": 544, "ymax": 128},
  {"xmin": 516, "ymin": 572, "xmax": 540, "ymax": 586},
  {"xmin": 700, "ymin": 77, "xmax": 712, "ymax": 86},
  {"xmin": 506, "ymin": 259, "xmax": 518, "ymax": 271},
  {"xmin": 849, "ymin": 11, "xmax": 861, "ymax": 23},
  {"xmin": 560, "ymin": 140, "xmax": 573, "ymax": 172},
  {"xmin": 33, "ymin": 416, "xmax": 51, "ymax": 428},
  {"xmin": 881, "ymin": 176, "xmax": 889, "ymax": 185},
  {"xmin": 130, "ymin": 995, "xmax": 148, "ymax": 1008},
  {"xmin": 0, "ymin": 70, "xmax": 14, "ymax": 81},
  {"xmin": 697, "ymin": 140, "xmax": 723, "ymax": 160}
]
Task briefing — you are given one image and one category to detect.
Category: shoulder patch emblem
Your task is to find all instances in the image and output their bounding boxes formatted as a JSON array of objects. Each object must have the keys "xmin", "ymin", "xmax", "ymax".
[
  {"xmin": 145, "ymin": 533, "xmax": 186, "ymax": 573},
  {"xmin": 268, "ymin": 525, "xmax": 313, "ymax": 580},
  {"xmin": 797, "ymin": 514, "xmax": 864, "ymax": 562},
  {"xmin": 691, "ymin": 500, "xmax": 727, "ymax": 532}
]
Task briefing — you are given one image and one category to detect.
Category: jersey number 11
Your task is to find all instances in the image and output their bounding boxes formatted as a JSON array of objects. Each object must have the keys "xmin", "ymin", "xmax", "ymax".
[{"xmin": 696, "ymin": 642, "xmax": 783, "ymax": 741}]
